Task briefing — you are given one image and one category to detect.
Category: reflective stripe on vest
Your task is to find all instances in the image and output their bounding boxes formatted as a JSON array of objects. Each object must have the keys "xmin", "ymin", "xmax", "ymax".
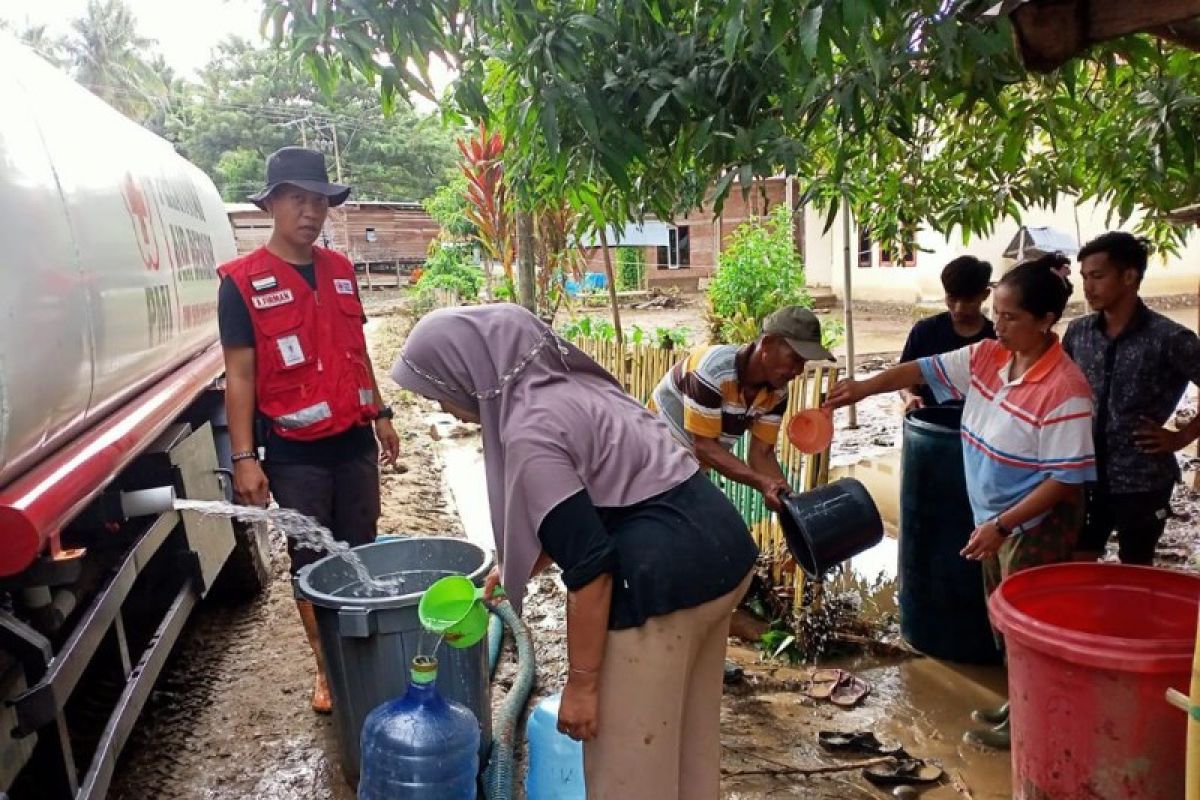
[{"xmin": 275, "ymin": 401, "xmax": 333, "ymax": 430}]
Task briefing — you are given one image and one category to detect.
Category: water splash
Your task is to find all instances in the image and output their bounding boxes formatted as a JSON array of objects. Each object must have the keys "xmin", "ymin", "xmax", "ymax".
[{"xmin": 174, "ymin": 499, "xmax": 403, "ymax": 595}]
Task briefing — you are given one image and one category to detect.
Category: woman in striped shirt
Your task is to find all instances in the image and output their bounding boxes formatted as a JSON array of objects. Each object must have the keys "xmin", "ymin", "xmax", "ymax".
[{"xmin": 827, "ymin": 254, "xmax": 1096, "ymax": 750}]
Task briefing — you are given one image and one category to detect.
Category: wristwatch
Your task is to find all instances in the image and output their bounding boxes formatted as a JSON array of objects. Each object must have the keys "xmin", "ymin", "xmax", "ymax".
[{"xmin": 375, "ymin": 405, "xmax": 395, "ymax": 421}]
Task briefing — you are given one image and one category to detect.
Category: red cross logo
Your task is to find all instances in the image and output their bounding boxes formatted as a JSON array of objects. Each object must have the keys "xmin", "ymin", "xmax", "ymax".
[{"xmin": 121, "ymin": 172, "xmax": 161, "ymax": 271}]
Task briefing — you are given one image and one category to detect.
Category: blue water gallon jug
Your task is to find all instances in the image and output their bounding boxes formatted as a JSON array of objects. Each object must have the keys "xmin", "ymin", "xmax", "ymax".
[
  {"xmin": 358, "ymin": 656, "xmax": 480, "ymax": 800},
  {"xmin": 525, "ymin": 693, "xmax": 586, "ymax": 800}
]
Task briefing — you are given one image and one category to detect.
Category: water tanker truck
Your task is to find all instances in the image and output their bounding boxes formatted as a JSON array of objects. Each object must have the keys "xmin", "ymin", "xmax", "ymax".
[{"xmin": 0, "ymin": 33, "xmax": 270, "ymax": 798}]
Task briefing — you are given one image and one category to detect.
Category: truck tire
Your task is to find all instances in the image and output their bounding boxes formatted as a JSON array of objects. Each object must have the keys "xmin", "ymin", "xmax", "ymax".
[{"xmin": 210, "ymin": 519, "xmax": 272, "ymax": 603}]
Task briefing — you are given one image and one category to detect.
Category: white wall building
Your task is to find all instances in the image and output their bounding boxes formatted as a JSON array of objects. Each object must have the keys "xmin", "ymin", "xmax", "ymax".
[{"xmin": 802, "ymin": 195, "xmax": 1200, "ymax": 304}]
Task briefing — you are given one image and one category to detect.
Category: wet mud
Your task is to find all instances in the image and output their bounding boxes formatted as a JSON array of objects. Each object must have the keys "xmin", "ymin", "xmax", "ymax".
[{"xmin": 109, "ymin": 292, "xmax": 1197, "ymax": 798}]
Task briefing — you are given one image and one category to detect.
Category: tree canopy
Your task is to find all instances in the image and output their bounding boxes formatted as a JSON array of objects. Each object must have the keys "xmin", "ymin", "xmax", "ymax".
[
  {"xmin": 166, "ymin": 37, "xmax": 463, "ymax": 200},
  {"xmin": 2, "ymin": 1, "xmax": 464, "ymax": 202},
  {"xmin": 264, "ymin": 0, "xmax": 1200, "ymax": 248}
]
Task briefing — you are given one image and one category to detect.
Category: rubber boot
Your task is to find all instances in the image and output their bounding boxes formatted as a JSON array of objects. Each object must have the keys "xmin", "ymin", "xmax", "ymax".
[
  {"xmin": 964, "ymin": 718, "xmax": 1010, "ymax": 750},
  {"xmin": 970, "ymin": 701, "xmax": 1009, "ymax": 726},
  {"xmin": 296, "ymin": 600, "xmax": 332, "ymax": 714}
]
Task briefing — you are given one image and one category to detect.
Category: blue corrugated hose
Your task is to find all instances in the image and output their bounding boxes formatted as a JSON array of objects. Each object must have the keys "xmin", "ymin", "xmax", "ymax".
[
  {"xmin": 487, "ymin": 612, "xmax": 504, "ymax": 679},
  {"xmin": 483, "ymin": 599, "xmax": 536, "ymax": 800}
]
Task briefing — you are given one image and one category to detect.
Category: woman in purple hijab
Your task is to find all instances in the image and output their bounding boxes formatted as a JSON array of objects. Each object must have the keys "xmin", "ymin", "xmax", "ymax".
[{"xmin": 392, "ymin": 304, "xmax": 758, "ymax": 799}]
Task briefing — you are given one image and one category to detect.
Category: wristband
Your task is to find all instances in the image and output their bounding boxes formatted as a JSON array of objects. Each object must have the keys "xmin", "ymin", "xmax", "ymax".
[
  {"xmin": 231, "ymin": 450, "xmax": 258, "ymax": 463},
  {"xmin": 992, "ymin": 514, "xmax": 1013, "ymax": 538}
]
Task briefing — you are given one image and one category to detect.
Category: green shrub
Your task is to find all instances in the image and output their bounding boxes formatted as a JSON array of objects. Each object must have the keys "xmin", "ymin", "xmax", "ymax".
[
  {"xmin": 559, "ymin": 316, "xmax": 616, "ymax": 341},
  {"xmin": 615, "ymin": 248, "xmax": 646, "ymax": 291},
  {"xmin": 415, "ymin": 242, "xmax": 483, "ymax": 300},
  {"xmin": 707, "ymin": 206, "xmax": 810, "ymax": 343}
]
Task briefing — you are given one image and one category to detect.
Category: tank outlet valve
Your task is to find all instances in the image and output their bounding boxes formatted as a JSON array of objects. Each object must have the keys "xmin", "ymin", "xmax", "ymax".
[{"xmin": 119, "ymin": 486, "xmax": 177, "ymax": 518}]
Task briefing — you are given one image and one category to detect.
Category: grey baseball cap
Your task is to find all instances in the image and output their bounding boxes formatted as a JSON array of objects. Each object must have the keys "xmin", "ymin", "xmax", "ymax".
[{"xmin": 762, "ymin": 306, "xmax": 836, "ymax": 362}]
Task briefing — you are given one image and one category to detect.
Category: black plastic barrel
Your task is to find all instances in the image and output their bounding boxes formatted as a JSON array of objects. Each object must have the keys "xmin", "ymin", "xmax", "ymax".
[
  {"xmin": 900, "ymin": 406, "xmax": 1002, "ymax": 664},
  {"xmin": 779, "ymin": 478, "xmax": 884, "ymax": 577}
]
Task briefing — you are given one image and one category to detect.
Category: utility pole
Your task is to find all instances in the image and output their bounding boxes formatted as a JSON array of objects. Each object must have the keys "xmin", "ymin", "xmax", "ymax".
[
  {"xmin": 329, "ymin": 121, "xmax": 351, "ymax": 258},
  {"xmin": 329, "ymin": 121, "xmax": 345, "ymax": 182},
  {"xmin": 300, "ymin": 118, "xmax": 308, "ymax": 148}
]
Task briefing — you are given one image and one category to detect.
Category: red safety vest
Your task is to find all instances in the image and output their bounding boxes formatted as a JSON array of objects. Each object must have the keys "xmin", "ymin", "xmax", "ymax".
[{"xmin": 219, "ymin": 246, "xmax": 377, "ymax": 441}]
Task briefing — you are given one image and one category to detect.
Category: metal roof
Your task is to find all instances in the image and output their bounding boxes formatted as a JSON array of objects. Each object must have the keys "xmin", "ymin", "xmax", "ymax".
[
  {"xmin": 578, "ymin": 220, "xmax": 674, "ymax": 248},
  {"xmin": 1002, "ymin": 225, "xmax": 1079, "ymax": 259}
]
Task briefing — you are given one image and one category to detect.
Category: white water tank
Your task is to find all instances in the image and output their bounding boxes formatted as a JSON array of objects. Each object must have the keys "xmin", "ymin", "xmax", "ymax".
[{"xmin": 0, "ymin": 34, "xmax": 235, "ymax": 488}]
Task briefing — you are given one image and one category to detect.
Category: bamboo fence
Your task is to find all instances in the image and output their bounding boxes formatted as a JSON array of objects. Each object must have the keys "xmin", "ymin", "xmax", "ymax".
[{"xmin": 571, "ymin": 338, "xmax": 841, "ymax": 612}]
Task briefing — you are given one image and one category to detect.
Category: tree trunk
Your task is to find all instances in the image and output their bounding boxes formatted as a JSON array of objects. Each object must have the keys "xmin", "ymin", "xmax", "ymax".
[
  {"xmin": 517, "ymin": 211, "xmax": 536, "ymax": 312},
  {"xmin": 598, "ymin": 228, "xmax": 625, "ymax": 386}
]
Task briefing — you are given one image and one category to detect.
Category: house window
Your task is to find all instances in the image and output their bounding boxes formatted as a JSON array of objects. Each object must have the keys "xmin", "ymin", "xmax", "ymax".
[
  {"xmin": 858, "ymin": 227, "xmax": 873, "ymax": 268},
  {"xmin": 656, "ymin": 228, "xmax": 688, "ymax": 270},
  {"xmin": 365, "ymin": 227, "xmax": 377, "ymax": 243},
  {"xmin": 858, "ymin": 224, "xmax": 917, "ymax": 268}
]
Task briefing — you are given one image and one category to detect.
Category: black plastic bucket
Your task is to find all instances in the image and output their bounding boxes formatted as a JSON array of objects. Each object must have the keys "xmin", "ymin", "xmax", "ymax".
[{"xmin": 779, "ymin": 478, "xmax": 884, "ymax": 577}]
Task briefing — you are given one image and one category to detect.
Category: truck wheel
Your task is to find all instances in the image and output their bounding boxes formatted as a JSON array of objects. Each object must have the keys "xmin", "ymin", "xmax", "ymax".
[{"xmin": 210, "ymin": 519, "xmax": 272, "ymax": 603}]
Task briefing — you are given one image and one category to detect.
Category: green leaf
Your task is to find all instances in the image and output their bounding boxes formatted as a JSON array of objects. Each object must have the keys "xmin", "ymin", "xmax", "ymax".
[
  {"xmin": 645, "ymin": 91, "xmax": 672, "ymax": 127},
  {"xmin": 799, "ymin": 4, "xmax": 823, "ymax": 61},
  {"xmin": 843, "ymin": 0, "xmax": 866, "ymax": 36}
]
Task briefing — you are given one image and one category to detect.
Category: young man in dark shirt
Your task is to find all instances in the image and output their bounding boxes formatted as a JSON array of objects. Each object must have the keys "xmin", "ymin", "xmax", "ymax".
[
  {"xmin": 1064, "ymin": 232, "xmax": 1200, "ymax": 564},
  {"xmin": 899, "ymin": 256, "xmax": 996, "ymax": 412}
]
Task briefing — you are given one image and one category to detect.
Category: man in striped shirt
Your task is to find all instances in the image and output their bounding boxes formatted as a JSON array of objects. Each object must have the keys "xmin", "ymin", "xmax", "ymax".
[{"xmin": 649, "ymin": 306, "xmax": 835, "ymax": 511}]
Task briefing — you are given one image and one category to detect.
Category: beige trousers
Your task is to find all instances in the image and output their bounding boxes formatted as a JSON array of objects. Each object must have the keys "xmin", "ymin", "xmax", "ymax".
[{"xmin": 583, "ymin": 572, "xmax": 752, "ymax": 800}]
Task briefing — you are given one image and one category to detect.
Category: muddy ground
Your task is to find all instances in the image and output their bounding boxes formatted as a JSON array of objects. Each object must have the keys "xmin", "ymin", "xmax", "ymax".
[{"xmin": 111, "ymin": 290, "xmax": 1198, "ymax": 799}]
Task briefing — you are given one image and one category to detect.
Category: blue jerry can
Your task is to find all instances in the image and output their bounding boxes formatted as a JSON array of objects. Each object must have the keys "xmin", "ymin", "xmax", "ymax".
[{"xmin": 525, "ymin": 692, "xmax": 586, "ymax": 800}]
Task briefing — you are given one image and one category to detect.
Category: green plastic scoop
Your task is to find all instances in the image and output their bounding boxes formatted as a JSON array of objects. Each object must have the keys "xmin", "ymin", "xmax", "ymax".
[{"xmin": 418, "ymin": 575, "xmax": 489, "ymax": 649}]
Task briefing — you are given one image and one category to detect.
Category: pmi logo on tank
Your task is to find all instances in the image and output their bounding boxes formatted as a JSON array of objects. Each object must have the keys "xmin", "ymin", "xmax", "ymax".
[{"xmin": 121, "ymin": 172, "xmax": 163, "ymax": 271}]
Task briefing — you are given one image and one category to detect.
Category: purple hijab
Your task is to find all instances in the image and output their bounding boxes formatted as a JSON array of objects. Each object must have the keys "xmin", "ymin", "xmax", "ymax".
[{"xmin": 391, "ymin": 304, "xmax": 699, "ymax": 611}]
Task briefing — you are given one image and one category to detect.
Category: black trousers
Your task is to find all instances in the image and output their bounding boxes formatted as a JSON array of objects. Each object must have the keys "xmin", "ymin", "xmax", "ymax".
[
  {"xmin": 265, "ymin": 450, "xmax": 381, "ymax": 574},
  {"xmin": 1079, "ymin": 483, "xmax": 1173, "ymax": 565}
]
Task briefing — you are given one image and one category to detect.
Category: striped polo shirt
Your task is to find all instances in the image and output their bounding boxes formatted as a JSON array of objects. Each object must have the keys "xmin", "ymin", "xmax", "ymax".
[
  {"xmin": 918, "ymin": 338, "xmax": 1096, "ymax": 527},
  {"xmin": 648, "ymin": 343, "xmax": 788, "ymax": 450}
]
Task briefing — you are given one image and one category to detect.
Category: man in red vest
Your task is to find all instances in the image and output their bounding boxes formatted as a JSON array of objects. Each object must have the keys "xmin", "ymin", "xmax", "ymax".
[{"xmin": 217, "ymin": 147, "xmax": 400, "ymax": 713}]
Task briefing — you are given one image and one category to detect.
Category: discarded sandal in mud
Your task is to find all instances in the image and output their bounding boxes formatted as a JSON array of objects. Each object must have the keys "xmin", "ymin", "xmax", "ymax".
[
  {"xmin": 817, "ymin": 731, "xmax": 906, "ymax": 757},
  {"xmin": 862, "ymin": 758, "xmax": 943, "ymax": 786},
  {"xmin": 829, "ymin": 671, "xmax": 871, "ymax": 708},
  {"xmin": 970, "ymin": 701, "xmax": 1009, "ymax": 726},
  {"xmin": 963, "ymin": 718, "xmax": 1010, "ymax": 750},
  {"xmin": 805, "ymin": 669, "xmax": 871, "ymax": 707},
  {"xmin": 805, "ymin": 668, "xmax": 842, "ymax": 700}
]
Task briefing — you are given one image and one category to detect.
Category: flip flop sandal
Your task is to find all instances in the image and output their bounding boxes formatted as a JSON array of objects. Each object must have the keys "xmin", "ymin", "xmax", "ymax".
[
  {"xmin": 817, "ymin": 731, "xmax": 907, "ymax": 757},
  {"xmin": 805, "ymin": 668, "xmax": 843, "ymax": 701},
  {"xmin": 829, "ymin": 671, "xmax": 872, "ymax": 708},
  {"xmin": 862, "ymin": 759, "xmax": 944, "ymax": 786}
]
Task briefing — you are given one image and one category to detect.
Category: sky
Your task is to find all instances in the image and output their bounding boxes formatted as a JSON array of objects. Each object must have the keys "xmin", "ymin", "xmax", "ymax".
[{"xmin": 5, "ymin": 0, "xmax": 278, "ymax": 77}]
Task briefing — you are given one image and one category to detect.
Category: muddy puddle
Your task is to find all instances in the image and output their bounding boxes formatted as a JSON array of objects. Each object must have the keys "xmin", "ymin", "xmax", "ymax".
[{"xmin": 723, "ymin": 647, "xmax": 1012, "ymax": 799}]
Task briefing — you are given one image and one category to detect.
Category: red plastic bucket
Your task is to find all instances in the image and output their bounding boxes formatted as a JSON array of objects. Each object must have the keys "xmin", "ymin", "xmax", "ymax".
[{"xmin": 989, "ymin": 563, "xmax": 1200, "ymax": 800}]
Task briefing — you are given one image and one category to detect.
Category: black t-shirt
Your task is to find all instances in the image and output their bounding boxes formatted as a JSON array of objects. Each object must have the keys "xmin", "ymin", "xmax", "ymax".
[
  {"xmin": 536, "ymin": 473, "xmax": 758, "ymax": 630},
  {"xmin": 900, "ymin": 311, "xmax": 996, "ymax": 407},
  {"xmin": 217, "ymin": 263, "xmax": 375, "ymax": 466}
]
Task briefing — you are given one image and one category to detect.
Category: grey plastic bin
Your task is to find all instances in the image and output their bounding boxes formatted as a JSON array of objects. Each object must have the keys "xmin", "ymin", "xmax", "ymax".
[{"xmin": 295, "ymin": 536, "xmax": 494, "ymax": 783}]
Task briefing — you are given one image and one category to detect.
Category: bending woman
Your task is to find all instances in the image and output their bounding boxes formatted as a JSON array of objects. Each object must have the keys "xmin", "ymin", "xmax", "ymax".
[
  {"xmin": 391, "ymin": 304, "xmax": 758, "ymax": 799},
  {"xmin": 826, "ymin": 254, "xmax": 1096, "ymax": 749}
]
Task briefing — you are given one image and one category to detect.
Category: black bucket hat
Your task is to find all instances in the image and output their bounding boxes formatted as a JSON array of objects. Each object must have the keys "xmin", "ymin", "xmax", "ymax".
[{"xmin": 248, "ymin": 146, "xmax": 351, "ymax": 210}]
